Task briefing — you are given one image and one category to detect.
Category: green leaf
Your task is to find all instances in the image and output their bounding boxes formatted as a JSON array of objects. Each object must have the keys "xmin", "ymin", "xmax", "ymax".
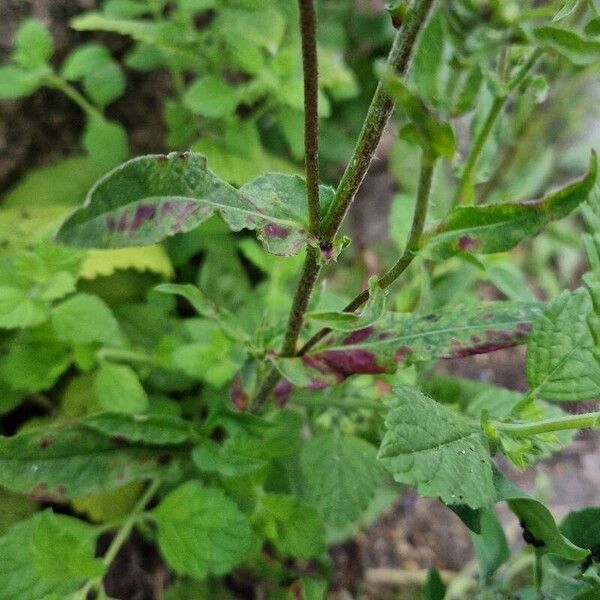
[
  {"xmin": 275, "ymin": 301, "xmax": 542, "ymax": 388},
  {"xmin": 255, "ymin": 494, "xmax": 326, "ymax": 559},
  {"xmin": 152, "ymin": 482, "xmax": 256, "ymax": 578},
  {"xmin": 0, "ymin": 423, "xmax": 179, "ymax": 500},
  {"xmin": 300, "ymin": 432, "xmax": 381, "ymax": 527},
  {"xmin": 470, "ymin": 509, "xmax": 509, "ymax": 580},
  {"xmin": 81, "ymin": 412, "xmax": 192, "ymax": 445},
  {"xmin": 381, "ymin": 69, "xmax": 455, "ymax": 158},
  {"xmin": 12, "ymin": 20, "xmax": 54, "ymax": 69},
  {"xmin": 305, "ymin": 277, "xmax": 386, "ymax": 331},
  {"xmin": 51, "ymin": 293, "xmax": 125, "ymax": 346},
  {"xmin": 554, "ymin": 0, "xmax": 580, "ymax": 21},
  {"xmin": 585, "ymin": 16, "xmax": 600, "ymax": 37},
  {"xmin": 0, "ymin": 286, "xmax": 48, "ymax": 329},
  {"xmin": 0, "ymin": 335, "xmax": 71, "ymax": 393},
  {"xmin": 493, "ymin": 470, "xmax": 589, "ymax": 560},
  {"xmin": 0, "ymin": 510, "xmax": 104, "ymax": 600},
  {"xmin": 532, "ymin": 25, "xmax": 600, "ymax": 65},
  {"xmin": 378, "ymin": 385, "xmax": 495, "ymax": 509},
  {"xmin": 526, "ymin": 289, "xmax": 600, "ymax": 401},
  {"xmin": 192, "ymin": 440, "xmax": 268, "ymax": 479},
  {"xmin": 56, "ymin": 153, "xmax": 315, "ymax": 256},
  {"xmin": 411, "ymin": 10, "xmax": 445, "ymax": 107},
  {"xmin": 560, "ymin": 507, "xmax": 600, "ymax": 551},
  {"xmin": 83, "ymin": 116, "xmax": 129, "ymax": 169},
  {"xmin": 94, "ymin": 361, "xmax": 149, "ymax": 414},
  {"xmin": 421, "ymin": 568, "xmax": 446, "ymax": 600},
  {"xmin": 0, "ymin": 65, "xmax": 47, "ymax": 99},
  {"xmin": 61, "ymin": 43, "xmax": 113, "ymax": 80},
  {"xmin": 423, "ymin": 151, "xmax": 597, "ymax": 259},
  {"xmin": 184, "ymin": 76, "xmax": 239, "ymax": 118},
  {"xmin": 83, "ymin": 59, "xmax": 126, "ymax": 106},
  {"xmin": 71, "ymin": 13, "xmax": 162, "ymax": 46},
  {"xmin": 0, "ymin": 489, "xmax": 37, "ymax": 535}
]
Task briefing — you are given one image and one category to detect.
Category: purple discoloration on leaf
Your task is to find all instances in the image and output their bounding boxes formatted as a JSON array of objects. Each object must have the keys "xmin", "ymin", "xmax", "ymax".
[
  {"xmin": 131, "ymin": 204, "xmax": 157, "ymax": 230},
  {"xmin": 116, "ymin": 211, "xmax": 128, "ymax": 232},
  {"xmin": 378, "ymin": 331, "xmax": 393, "ymax": 340},
  {"xmin": 229, "ymin": 373, "xmax": 248, "ymax": 411},
  {"xmin": 517, "ymin": 322, "xmax": 532, "ymax": 333},
  {"xmin": 39, "ymin": 437, "xmax": 55, "ymax": 450},
  {"xmin": 343, "ymin": 326, "xmax": 375, "ymax": 345},
  {"xmin": 395, "ymin": 346, "xmax": 412, "ymax": 363},
  {"xmin": 457, "ymin": 235, "xmax": 481, "ymax": 252},
  {"xmin": 320, "ymin": 349, "xmax": 386, "ymax": 376},
  {"xmin": 105, "ymin": 215, "xmax": 116, "ymax": 231},
  {"xmin": 29, "ymin": 482, "xmax": 65, "ymax": 503},
  {"xmin": 274, "ymin": 379, "xmax": 293, "ymax": 406},
  {"xmin": 264, "ymin": 222, "xmax": 290, "ymax": 240},
  {"xmin": 470, "ymin": 335, "xmax": 481, "ymax": 344},
  {"xmin": 449, "ymin": 340, "xmax": 518, "ymax": 358}
]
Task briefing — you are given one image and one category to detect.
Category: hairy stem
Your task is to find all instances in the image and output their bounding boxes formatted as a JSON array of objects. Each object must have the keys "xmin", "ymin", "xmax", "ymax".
[
  {"xmin": 299, "ymin": 154, "xmax": 437, "ymax": 355},
  {"xmin": 321, "ymin": 0, "xmax": 437, "ymax": 242},
  {"xmin": 298, "ymin": 0, "xmax": 321, "ymax": 236},
  {"xmin": 250, "ymin": 0, "xmax": 436, "ymax": 409},
  {"xmin": 494, "ymin": 411, "xmax": 600, "ymax": 437},
  {"xmin": 450, "ymin": 48, "xmax": 543, "ymax": 208}
]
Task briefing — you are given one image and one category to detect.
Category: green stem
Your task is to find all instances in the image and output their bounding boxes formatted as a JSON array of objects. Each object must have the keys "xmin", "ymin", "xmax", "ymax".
[
  {"xmin": 76, "ymin": 480, "xmax": 160, "ymax": 598},
  {"xmin": 250, "ymin": 0, "xmax": 436, "ymax": 409},
  {"xmin": 450, "ymin": 48, "xmax": 543, "ymax": 208},
  {"xmin": 45, "ymin": 74, "xmax": 100, "ymax": 118},
  {"xmin": 320, "ymin": 0, "xmax": 437, "ymax": 242},
  {"xmin": 494, "ymin": 411, "xmax": 600, "ymax": 437},
  {"xmin": 298, "ymin": 0, "xmax": 321, "ymax": 236},
  {"xmin": 96, "ymin": 347, "xmax": 155, "ymax": 366},
  {"xmin": 299, "ymin": 154, "xmax": 437, "ymax": 355}
]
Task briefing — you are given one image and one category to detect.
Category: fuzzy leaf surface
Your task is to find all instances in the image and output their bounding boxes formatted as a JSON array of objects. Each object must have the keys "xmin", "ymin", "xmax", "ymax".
[
  {"xmin": 526, "ymin": 289, "xmax": 600, "ymax": 400},
  {"xmin": 276, "ymin": 302, "xmax": 542, "ymax": 388},
  {"xmin": 378, "ymin": 386, "xmax": 495, "ymax": 509},
  {"xmin": 300, "ymin": 432, "xmax": 381, "ymax": 527},
  {"xmin": 423, "ymin": 152, "xmax": 597, "ymax": 259},
  {"xmin": 56, "ymin": 153, "xmax": 322, "ymax": 256}
]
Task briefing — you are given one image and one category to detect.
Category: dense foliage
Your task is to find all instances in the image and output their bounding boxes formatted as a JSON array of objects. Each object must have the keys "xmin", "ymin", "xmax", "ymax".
[{"xmin": 0, "ymin": 0, "xmax": 600, "ymax": 598}]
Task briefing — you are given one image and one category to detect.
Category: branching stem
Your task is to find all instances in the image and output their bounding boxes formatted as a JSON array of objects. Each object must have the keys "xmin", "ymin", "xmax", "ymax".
[
  {"xmin": 494, "ymin": 411, "xmax": 600, "ymax": 437},
  {"xmin": 450, "ymin": 48, "xmax": 543, "ymax": 208}
]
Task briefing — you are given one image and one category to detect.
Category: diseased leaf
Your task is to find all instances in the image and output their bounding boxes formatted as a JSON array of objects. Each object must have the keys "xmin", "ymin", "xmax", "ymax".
[
  {"xmin": 152, "ymin": 482, "xmax": 256, "ymax": 578},
  {"xmin": 0, "ymin": 423, "xmax": 180, "ymax": 501},
  {"xmin": 56, "ymin": 153, "xmax": 319, "ymax": 256},
  {"xmin": 300, "ymin": 432, "xmax": 381, "ymax": 527},
  {"xmin": 526, "ymin": 289, "xmax": 600, "ymax": 400},
  {"xmin": 81, "ymin": 412, "xmax": 192, "ymax": 445},
  {"xmin": 0, "ymin": 510, "xmax": 104, "ymax": 600},
  {"xmin": 423, "ymin": 152, "xmax": 597, "ymax": 259},
  {"xmin": 532, "ymin": 26, "xmax": 600, "ymax": 65},
  {"xmin": 379, "ymin": 386, "xmax": 495, "ymax": 509},
  {"xmin": 275, "ymin": 302, "xmax": 541, "ymax": 389}
]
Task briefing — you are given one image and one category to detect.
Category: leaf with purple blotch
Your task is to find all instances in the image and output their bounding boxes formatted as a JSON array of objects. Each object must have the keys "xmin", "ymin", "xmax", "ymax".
[
  {"xmin": 422, "ymin": 151, "xmax": 597, "ymax": 259},
  {"xmin": 273, "ymin": 302, "xmax": 542, "ymax": 388},
  {"xmin": 56, "ymin": 152, "xmax": 334, "ymax": 256}
]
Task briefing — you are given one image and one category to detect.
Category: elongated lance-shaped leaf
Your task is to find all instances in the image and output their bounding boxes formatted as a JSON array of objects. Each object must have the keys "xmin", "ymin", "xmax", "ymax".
[
  {"xmin": 422, "ymin": 151, "xmax": 597, "ymax": 259},
  {"xmin": 56, "ymin": 153, "xmax": 326, "ymax": 256},
  {"xmin": 275, "ymin": 302, "xmax": 542, "ymax": 389},
  {"xmin": 0, "ymin": 423, "xmax": 183, "ymax": 501},
  {"xmin": 532, "ymin": 26, "xmax": 600, "ymax": 66}
]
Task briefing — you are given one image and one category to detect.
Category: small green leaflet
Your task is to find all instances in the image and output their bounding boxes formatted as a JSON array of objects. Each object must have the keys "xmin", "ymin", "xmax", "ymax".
[
  {"xmin": 56, "ymin": 152, "xmax": 328, "ymax": 256},
  {"xmin": 305, "ymin": 277, "xmax": 386, "ymax": 331},
  {"xmin": 300, "ymin": 432, "xmax": 382, "ymax": 527},
  {"xmin": 151, "ymin": 482, "xmax": 256, "ymax": 578},
  {"xmin": 470, "ymin": 509, "xmax": 509, "ymax": 580},
  {"xmin": 421, "ymin": 568, "xmax": 446, "ymax": 600},
  {"xmin": 12, "ymin": 20, "xmax": 54, "ymax": 69},
  {"xmin": 378, "ymin": 386, "xmax": 495, "ymax": 509},
  {"xmin": 526, "ymin": 289, "xmax": 600, "ymax": 401},
  {"xmin": 94, "ymin": 361, "xmax": 149, "ymax": 414},
  {"xmin": 0, "ymin": 510, "xmax": 104, "ymax": 600},
  {"xmin": 0, "ymin": 423, "xmax": 181, "ymax": 501},
  {"xmin": 275, "ymin": 302, "xmax": 542, "ymax": 388},
  {"xmin": 532, "ymin": 26, "xmax": 600, "ymax": 65},
  {"xmin": 423, "ymin": 151, "xmax": 597, "ymax": 259}
]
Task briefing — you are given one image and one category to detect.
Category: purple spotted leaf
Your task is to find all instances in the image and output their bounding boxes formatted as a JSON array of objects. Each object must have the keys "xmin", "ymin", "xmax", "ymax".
[
  {"xmin": 0, "ymin": 422, "xmax": 183, "ymax": 501},
  {"xmin": 422, "ymin": 151, "xmax": 597, "ymax": 259},
  {"xmin": 273, "ymin": 302, "xmax": 542, "ymax": 388},
  {"xmin": 56, "ymin": 153, "xmax": 333, "ymax": 256}
]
